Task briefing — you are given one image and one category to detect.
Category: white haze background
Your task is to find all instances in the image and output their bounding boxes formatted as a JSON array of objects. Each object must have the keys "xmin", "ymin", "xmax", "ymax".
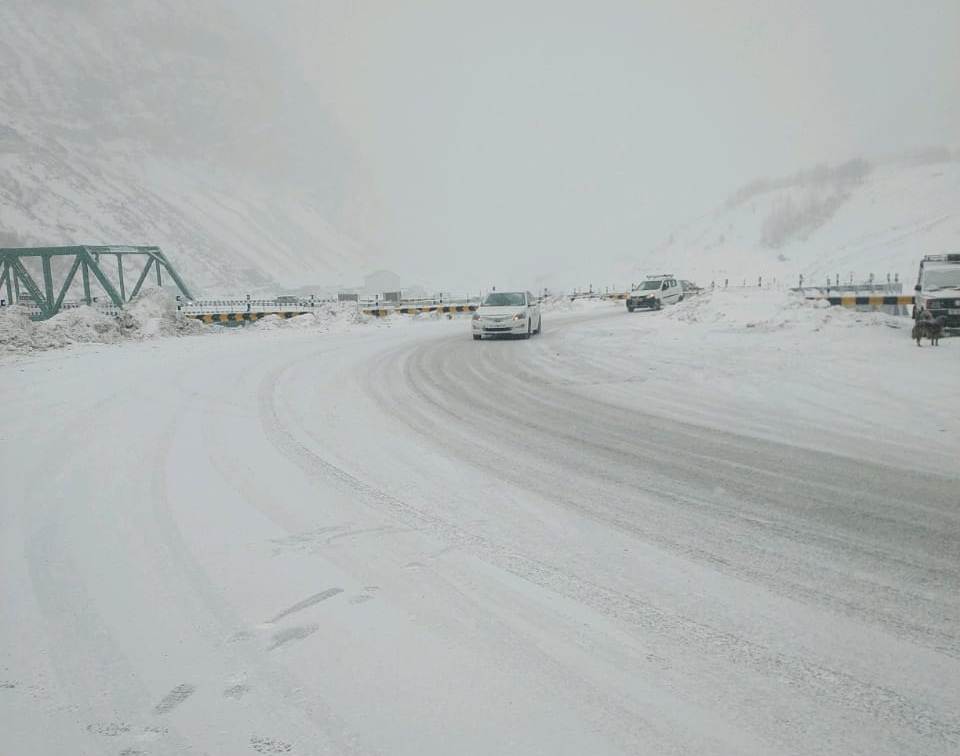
[{"xmin": 1, "ymin": 0, "xmax": 959, "ymax": 292}]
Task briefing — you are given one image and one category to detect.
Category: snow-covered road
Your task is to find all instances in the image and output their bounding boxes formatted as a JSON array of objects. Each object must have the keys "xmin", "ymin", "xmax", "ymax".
[{"xmin": 2, "ymin": 300, "xmax": 958, "ymax": 755}]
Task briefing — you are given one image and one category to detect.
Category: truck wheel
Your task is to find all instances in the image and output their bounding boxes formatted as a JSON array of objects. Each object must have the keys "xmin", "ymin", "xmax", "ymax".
[
  {"xmin": 627, "ymin": 304, "xmax": 635, "ymax": 312},
  {"xmin": 473, "ymin": 334, "xmax": 481, "ymax": 341}
]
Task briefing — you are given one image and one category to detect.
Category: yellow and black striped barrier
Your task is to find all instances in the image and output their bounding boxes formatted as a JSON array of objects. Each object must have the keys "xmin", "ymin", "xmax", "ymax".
[
  {"xmin": 812, "ymin": 295, "xmax": 915, "ymax": 307},
  {"xmin": 362, "ymin": 304, "xmax": 478, "ymax": 317},
  {"xmin": 188, "ymin": 312, "xmax": 303, "ymax": 324}
]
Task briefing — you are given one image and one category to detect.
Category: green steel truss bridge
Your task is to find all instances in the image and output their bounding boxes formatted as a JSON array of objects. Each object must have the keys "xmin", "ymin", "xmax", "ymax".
[
  {"xmin": 0, "ymin": 247, "xmax": 490, "ymax": 325},
  {"xmin": 0, "ymin": 245, "xmax": 193, "ymax": 319}
]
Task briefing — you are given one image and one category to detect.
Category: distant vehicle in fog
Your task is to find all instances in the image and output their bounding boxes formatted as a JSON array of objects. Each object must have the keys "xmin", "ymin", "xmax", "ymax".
[
  {"xmin": 626, "ymin": 276, "xmax": 682, "ymax": 312},
  {"xmin": 472, "ymin": 291, "xmax": 542, "ymax": 340}
]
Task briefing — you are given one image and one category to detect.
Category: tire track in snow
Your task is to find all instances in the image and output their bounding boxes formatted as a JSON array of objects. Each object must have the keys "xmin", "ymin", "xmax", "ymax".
[
  {"xmin": 153, "ymin": 683, "xmax": 196, "ymax": 715},
  {"xmin": 367, "ymin": 328, "xmax": 960, "ymax": 659},
  {"xmin": 269, "ymin": 625, "xmax": 320, "ymax": 651},
  {"xmin": 266, "ymin": 589, "xmax": 343, "ymax": 625},
  {"xmin": 148, "ymin": 348, "xmax": 373, "ymax": 755},
  {"xmin": 258, "ymin": 356, "xmax": 960, "ymax": 750}
]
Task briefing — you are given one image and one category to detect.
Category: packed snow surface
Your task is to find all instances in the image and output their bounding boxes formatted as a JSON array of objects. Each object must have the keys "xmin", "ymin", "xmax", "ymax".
[{"xmin": 1, "ymin": 294, "xmax": 958, "ymax": 755}]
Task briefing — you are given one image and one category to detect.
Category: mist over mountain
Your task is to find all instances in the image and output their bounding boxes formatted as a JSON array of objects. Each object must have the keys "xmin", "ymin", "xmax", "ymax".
[
  {"xmin": 0, "ymin": 0, "xmax": 381, "ymax": 293},
  {"xmin": 622, "ymin": 150, "xmax": 960, "ymax": 290}
]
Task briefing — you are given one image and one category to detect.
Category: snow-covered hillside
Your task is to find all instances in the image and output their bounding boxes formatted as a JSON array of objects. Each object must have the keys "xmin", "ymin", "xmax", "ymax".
[
  {"xmin": 0, "ymin": 0, "xmax": 379, "ymax": 294},
  {"xmin": 628, "ymin": 152, "xmax": 960, "ymax": 288}
]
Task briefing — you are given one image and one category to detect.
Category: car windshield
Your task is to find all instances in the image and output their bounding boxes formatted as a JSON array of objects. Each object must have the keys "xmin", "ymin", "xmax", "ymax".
[
  {"xmin": 483, "ymin": 292, "xmax": 526, "ymax": 306},
  {"xmin": 922, "ymin": 268, "xmax": 960, "ymax": 290},
  {"xmin": 638, "ymin": 280, "xmax": 663, "ymax": 290}
]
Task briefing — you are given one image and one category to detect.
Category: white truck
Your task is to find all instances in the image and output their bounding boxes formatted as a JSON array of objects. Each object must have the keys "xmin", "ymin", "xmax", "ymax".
[{"xmin": 914, "ymin": 254, "xmax": 960, "ymax": 333}]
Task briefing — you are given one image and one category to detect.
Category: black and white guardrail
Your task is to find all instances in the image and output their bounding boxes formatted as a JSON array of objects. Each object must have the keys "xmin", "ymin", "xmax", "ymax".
[
  {"xmin": 186, "ymin": 312, "xmax": 305, "ymax": 323},
  {"xmin": 362, "ymin": 304, "xmax": 478, "ymax": 317},
  {"xmin": 812, "ymin": 295, "xmax": 915, "ymax": 307},
  {"xmin": 185, "ymin": 296, "xmax": 918, "ymax": 324}
]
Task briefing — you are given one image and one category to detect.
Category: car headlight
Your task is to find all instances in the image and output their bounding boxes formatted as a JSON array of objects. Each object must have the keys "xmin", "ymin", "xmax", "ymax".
[{"xmin": 513, "ymin": 312, "xmax": 526, "ymax": 321}]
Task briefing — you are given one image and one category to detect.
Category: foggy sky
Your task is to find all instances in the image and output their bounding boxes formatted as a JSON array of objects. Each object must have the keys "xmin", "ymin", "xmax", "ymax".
[
  {"xmin": 17, "ymin": 1, "xmax": 960, "ymax": 291},
  {"xmin": 251, "ymin": 0, "xmax": 959, "ymax": 290}
]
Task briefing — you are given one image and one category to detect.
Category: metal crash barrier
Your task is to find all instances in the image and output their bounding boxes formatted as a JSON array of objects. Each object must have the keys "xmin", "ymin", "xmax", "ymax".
[
  {"xmin": 358, "ymin": 296, "xmax": 479, "ymax": 317},
  {"xmin": 176, "ymin": 295, "xmax": 336, "ymax": 325}
]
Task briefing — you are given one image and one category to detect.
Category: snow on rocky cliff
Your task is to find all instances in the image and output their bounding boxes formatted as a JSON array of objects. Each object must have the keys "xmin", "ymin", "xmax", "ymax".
[{"xmin": 0, "ymin": 0, "xmax": 379, "ymax": 294}]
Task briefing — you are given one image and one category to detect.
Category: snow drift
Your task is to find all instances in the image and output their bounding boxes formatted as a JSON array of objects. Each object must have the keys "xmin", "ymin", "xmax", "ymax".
[
  {"xmin": 663, "ymin": 288, "xmax": 905, "ymax": 332},
  {"xmin": 0, "ymin": 292, "xmax": 384, "ymax": 356},
  {"xmin": 0, "ymin": 289, "xmax": 205, "ymax": 355}
]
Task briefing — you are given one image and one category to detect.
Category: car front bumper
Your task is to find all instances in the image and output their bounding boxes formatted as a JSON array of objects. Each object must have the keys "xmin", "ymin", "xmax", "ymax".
[{"xmin": 473, "ymin": 319, "xmax": 529, "ymax": 335}]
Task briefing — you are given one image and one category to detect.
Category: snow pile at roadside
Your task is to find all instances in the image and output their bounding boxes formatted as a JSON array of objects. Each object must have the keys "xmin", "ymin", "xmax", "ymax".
[
  {"xmin": 120, "ymin": 288, "xmax": 207, "ymax": 338},
  {"xmin": 0, "ymin": 306, "xmax": 38, "ymax": 352},
  {"xmin": 0, "ymin": 289, "xmax": 205, "ymax": 355},
  {"xmin": 541, "ymin": 296, "xmax": 618, "ymax": 313},
  {"xmin": 0, "ymin": 294, "xmax": 421, "ymax": 356},
  {"xmin": 0, "ymin": 305, "xmax": 124, "ymax": 354},
  {"xmin": 250, "ymin": 302, "xmax": 372, "ymax": 333},
  {"xmin": 664, "ymin": 288, "xmax": 905, "ymax": 332}
]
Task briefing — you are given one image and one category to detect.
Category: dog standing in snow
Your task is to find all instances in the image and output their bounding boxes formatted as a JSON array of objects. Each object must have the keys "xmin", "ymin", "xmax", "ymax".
[{"xmin": 912, "ymin": 310, "xmax": 945, "ymax": 346}]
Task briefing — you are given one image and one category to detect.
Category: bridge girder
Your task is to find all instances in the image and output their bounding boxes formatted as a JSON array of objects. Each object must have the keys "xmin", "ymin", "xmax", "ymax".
[{"xmin": 0, "ymin": 246, "xmax": 193, "ymax": 319}]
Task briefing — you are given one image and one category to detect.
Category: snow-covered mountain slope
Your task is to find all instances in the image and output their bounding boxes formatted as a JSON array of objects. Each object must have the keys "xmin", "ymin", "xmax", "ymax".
[
  {"xmin": 0, "ymin": 0, "xmax": 378, "ymax": 294},
  {"xmin": 627, "ymin": 152, "xmax": 960, "ymax": 288}
]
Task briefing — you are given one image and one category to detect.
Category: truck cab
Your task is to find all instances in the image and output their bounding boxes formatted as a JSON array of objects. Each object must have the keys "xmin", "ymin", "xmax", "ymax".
[{"xmin": 914, "ymin": 254, "xmax": 960, "ymax": 332}]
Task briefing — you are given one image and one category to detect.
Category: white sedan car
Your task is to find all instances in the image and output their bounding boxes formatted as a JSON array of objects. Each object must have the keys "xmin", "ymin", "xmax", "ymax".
[{"xmin": 472, "ymin": 291, "xmax": 542, "ymax": 340}]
